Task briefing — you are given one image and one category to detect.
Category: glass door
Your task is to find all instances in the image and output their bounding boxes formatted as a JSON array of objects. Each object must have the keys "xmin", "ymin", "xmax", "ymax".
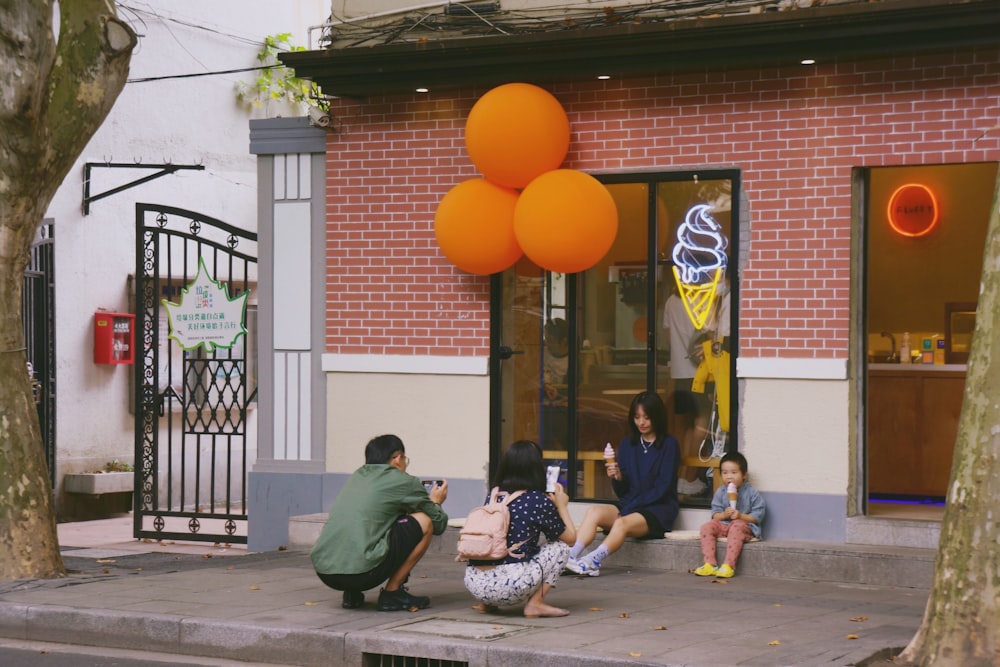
[
  {"xmin": 491, "ymin": 170, "xmax": 738, "ymax": 504},
  {"xmin": 490, "ymin": 258, "xmax": 573, "ymax": 489}
]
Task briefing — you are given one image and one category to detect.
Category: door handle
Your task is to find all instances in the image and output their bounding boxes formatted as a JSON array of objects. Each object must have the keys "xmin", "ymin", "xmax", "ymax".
[{"xmin": 496, "ymin": 346, "xmax": 523, "ymax": 360}]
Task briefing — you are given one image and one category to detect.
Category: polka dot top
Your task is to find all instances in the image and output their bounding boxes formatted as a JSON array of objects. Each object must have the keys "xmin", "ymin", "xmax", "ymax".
[{"xmin": 468, "ymin": 490, "xmax": 565, "ymax": 566}]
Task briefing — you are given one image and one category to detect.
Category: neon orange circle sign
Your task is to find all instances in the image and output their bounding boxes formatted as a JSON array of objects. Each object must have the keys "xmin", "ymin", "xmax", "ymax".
[{"xmin": 887, "ymin": 183, "xmax": 939, "ymax": 237}]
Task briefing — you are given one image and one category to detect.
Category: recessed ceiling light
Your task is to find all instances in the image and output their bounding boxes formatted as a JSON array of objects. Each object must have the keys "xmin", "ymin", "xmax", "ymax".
[
  {"xmin": 801, "ymin": 59, "xmax": 816, "ymax": 65},
  {"xmin": 597, "ymin": 75, "xmax": 611, "ymax": 80},
  {"xmin": 416, "ymin": 87, "xmax": 429, "ymax": 93}
]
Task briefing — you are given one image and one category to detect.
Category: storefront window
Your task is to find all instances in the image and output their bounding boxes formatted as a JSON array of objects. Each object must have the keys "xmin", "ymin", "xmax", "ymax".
[{"xmin": 493, "ymin": 171, "xmax": 738, "ymax": 504}]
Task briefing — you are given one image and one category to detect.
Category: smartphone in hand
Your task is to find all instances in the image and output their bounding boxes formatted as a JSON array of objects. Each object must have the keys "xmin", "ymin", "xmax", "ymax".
[{"xmin": 422, "ymin": 480, "xmax": 444, "ymax": 493}]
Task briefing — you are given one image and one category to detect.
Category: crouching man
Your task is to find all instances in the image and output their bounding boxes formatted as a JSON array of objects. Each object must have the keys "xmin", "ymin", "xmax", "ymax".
[{"xmin": 311, "ymin": 434, "xmax": 448, "ymax": 611}]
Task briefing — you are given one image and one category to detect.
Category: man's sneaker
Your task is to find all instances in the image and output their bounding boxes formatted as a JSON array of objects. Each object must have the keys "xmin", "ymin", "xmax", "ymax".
[
  {"xmin": 677, "ymin": 478, "xmax": 709, "ymax": 495},
  {"xmin": 715, "ymin": 564, "xmax": 735, "ymax": 578},
  {"xmin": 692, "ymin": 562, "xmax": 719, "ymax": 577},
  {"xmin": 565, "ymin": 557, "xmax": 601, "ymax": 577},
  {"xmin": 341, "ymin": 590, "xmax": 364, "ymax": 609},
  {"xmin": 377, "ymin": 586, "xmax": 431, "ymax": 611}
]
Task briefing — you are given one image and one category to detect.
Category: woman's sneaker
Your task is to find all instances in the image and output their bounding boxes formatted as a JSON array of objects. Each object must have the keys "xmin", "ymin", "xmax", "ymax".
[{"xmin": 565, "ymin": 557, "xmax": 601, "ymax": 577}]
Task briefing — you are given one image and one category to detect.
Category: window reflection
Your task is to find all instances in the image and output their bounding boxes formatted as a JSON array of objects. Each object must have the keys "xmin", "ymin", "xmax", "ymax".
[{"xmin": 498, "ymin": 172, "xmax": 737, "ymax": 506}]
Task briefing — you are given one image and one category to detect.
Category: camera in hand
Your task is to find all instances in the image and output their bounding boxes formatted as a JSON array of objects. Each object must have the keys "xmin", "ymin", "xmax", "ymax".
[{"xmin": 422, "ymin": 479, "xmax": 443, "ymax": 492}]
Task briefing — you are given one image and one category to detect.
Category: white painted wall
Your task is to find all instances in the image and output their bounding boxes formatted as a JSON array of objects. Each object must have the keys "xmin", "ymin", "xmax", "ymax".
[
  {"xmin": 740, "ymin": 378, "xmax": 850, "ymax": 496},
  {"xmin": 326, "ymin": 372, "xmax": 491, "ymax": 481},
  {"xmin": 44, "ymin": 0, "xmax": 328, "ymax": 510}
]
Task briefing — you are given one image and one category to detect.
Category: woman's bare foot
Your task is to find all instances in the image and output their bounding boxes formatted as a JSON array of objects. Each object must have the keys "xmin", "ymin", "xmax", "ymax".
[
  {"xmin": 523, "ymin": 602, "xmax": 570, "ymax": 618},
  {"xmin": 472, "ymin": 602, "xmax": 498, "ymax": 613}
]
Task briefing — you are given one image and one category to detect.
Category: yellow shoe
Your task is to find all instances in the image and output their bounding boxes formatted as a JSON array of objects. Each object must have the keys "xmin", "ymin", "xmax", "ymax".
[
  {"xmin": 693, "ymin": 562, "xmax": 719, "ymax": 577},
  {"xmin": 715, "ymin": 564, "xmax": 735, "ymax": 578}
]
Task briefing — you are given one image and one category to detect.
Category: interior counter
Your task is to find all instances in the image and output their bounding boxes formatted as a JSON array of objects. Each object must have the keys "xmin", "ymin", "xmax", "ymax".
[{"xmin": 867, "ymin": 364, "xmax": 965, "ymax": 497}]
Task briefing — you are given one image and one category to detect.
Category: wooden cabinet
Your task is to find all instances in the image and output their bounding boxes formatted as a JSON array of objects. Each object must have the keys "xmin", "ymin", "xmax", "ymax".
[{"xmin": 867, "ymin": 366, "xmax": 965, "ymax": 497}]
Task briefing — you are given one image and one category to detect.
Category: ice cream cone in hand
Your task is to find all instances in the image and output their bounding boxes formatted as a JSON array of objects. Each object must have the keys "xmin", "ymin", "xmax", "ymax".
[
  {"xmin": 604, "ymin": 443, "xmax": 618, "ymax": 479},
  {"xmin": 727, "ymin": 482, "xmax": 738, "ymax": 510}
]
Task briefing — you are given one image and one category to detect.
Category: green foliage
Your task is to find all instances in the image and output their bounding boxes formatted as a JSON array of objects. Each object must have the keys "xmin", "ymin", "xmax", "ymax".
[
  {"xmin": 102, "ymin": 460, "xmax": 134, "ymax": 473},
  {"xmin": 236, "ymin": 33, "xmax": 327, "ymax": 114}
]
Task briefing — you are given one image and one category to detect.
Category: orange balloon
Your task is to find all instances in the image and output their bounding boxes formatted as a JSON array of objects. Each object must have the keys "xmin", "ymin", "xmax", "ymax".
[
  {"xmin": 514, "ymin": 169, "xmax": 618, "ymax": 274},
  {"xmin": 465, "ymin": 83, "xmax": 570, "ymax": 190},
  {"xmin": 434, "ymin": 178, "xmax": 522, "ymax": 275}
]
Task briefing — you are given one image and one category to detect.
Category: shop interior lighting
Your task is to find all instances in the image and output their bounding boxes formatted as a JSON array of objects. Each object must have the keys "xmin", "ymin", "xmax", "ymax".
[
  {"xmin": 415, "ymin": 87, "xmax": 429, "ymax": 93},
  {"xmin": 801, "ymin": 58, "xmax": 816, "ymax": 65},
  {"xmin": 887, "ymin": 183, "xmax": 939, "ymax": 237}
]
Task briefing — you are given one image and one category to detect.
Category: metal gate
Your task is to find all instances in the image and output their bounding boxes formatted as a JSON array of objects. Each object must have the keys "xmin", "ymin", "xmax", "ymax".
[
  {"xmin": 134, "ymin": 204, "xmax": 257, "ymax": 544},
  {"xmin": 23, "ymin": 222, "xmax": 56, "ymax": 487}
]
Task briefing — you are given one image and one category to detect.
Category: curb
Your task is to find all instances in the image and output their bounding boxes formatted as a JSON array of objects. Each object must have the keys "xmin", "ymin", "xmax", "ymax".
[{"xmin": 0, "ymin": 601, "xmax": 669, "ymax": 667}]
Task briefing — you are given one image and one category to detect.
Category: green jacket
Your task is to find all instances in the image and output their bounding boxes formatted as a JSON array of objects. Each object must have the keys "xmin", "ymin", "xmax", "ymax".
[{"xmin": 310, "ymin": 464, "xmax": 448, "ymax": 576}]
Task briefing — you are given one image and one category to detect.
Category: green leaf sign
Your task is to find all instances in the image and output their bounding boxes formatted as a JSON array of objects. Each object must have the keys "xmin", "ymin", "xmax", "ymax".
[{"xmin": 162, "ymin": 259, "xmax": 249, "ymax": 352}]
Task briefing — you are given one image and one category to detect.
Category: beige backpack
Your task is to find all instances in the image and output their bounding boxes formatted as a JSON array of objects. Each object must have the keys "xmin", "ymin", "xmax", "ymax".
[{"xmin": 455, "ymin": 487, "xmax": 526, "ymax": 561}]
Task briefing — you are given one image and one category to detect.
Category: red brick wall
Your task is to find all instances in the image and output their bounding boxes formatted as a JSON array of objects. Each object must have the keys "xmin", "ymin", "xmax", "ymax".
[{"xmin": 324, "ymin": 47, "xmax": 1000, "ymax": 358}]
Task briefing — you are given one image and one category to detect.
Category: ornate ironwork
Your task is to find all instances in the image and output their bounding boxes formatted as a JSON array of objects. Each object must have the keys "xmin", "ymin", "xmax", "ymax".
[{"xmin": 134, "ymin": 204, "xmax": 257, "ymax": 544}]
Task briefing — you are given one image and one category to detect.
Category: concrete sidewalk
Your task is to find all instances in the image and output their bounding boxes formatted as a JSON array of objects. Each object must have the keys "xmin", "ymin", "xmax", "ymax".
[{"xmin": 0, "ymin": 523, "xmax": 926, "ymax": 667}]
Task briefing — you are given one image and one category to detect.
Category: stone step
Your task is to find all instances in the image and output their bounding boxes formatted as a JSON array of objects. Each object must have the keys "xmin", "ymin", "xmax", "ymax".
[{"xmin": 289, "ymin": 512, "xmax": 936, "ymax": 590}]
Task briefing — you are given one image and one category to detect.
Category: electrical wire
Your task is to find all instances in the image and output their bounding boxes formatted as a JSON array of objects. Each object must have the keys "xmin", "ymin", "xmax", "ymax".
[
  {"xmin": 126, "ymin": 65, "xmax": 280, "ymax": 84},
  {"xmin": 319, "ymin": 0, "xmax": 804, "ymax": 48},
  {"xmin": 116, "ymin": 2, "xmax": 264, "ymax": 48}
]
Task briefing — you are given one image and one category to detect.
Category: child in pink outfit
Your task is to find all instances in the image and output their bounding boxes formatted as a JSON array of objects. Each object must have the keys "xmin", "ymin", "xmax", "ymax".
[{"xmin": 693, "ymin": 451, "xmax": 765, "ymax": 578}]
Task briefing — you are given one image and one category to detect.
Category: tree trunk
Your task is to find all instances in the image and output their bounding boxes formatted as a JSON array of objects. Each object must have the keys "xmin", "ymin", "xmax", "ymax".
[
  {"xmin": 896, "ymin": 171, "xmax": 1000, "ymax": 665},
  {"xmin": 0, "ymin": 1, "xmax": 135, "ymax": 580}
]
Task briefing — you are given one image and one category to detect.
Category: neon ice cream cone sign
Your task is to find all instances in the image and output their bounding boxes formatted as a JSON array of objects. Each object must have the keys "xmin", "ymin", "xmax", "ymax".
[{"xmin": 671, "ymin": 204, "xmax": 728, "ymax": 329}]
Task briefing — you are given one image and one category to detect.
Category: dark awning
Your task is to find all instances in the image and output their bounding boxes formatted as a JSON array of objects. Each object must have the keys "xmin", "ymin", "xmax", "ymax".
[{"xmin": 282, "ymin": 0, "xmax": 1000, "ymax": 99}]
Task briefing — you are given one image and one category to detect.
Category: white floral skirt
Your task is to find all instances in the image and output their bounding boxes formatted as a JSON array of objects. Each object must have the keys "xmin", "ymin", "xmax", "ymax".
[{"xmin": 463, "ymin": 541, "xmax": 570, "ymax": 607}]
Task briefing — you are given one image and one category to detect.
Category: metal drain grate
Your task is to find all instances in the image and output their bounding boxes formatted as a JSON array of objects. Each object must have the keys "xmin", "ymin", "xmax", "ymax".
[{"xmin": 363, "ymin": 654, "xmax": 467, "ymax": 667}]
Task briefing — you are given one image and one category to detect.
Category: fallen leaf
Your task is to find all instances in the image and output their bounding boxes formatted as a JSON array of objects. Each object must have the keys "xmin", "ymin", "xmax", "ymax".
[
  {"xmin": 493, "ymin": 625, "xmax": 504, "ymax": 630},
  {"xmin": 653, "ymin": 626, "xmax": 667, "ymax": 631},
  {"xmin": 589, "ymin": 607, "xmax": 603, "ymax": 611},
  {"xmin": 619, "ymin": 612, "xmax": 631, "ymax": 619},
  {"xmin": 768, "ymin": 640, "xmax": 781, "ymax": 646},
  {"xmin": 202, "ymin": 554, "xmax": 213, "ymax": 559},
  {"xmin": 96, "ymin": 559, "xmax": 116, "ymax": 564},
  {"xmin": 850, "ymin": 616, "xmax": 869, "ymax": 622},
  {"xmin": 711, "ymin": 579, "xmax": 728, "ymax": 584},
  {"xmin": 629, "ymin": 652, "xmax": 642, "ymax": 658},
  {"xmin": 39, "ymin": 650, "xmax": 49, "ymax": 654},
  {"xmin": 134, "ymin": 568, "xmax": 143, "ymax": 572},
  {"xmin": 773, "ymin": 603, "xmax": 782, "ymax": 607},
  {"xmin": 304, "ymin": 601, "xmax": 318, "ymax": 606},
  {"xmin": 250, "ymin": 585, "xmax": 261, "ymax": 591},
  {"xmin": 407, "ymin": 606, "xmax": 420, "ymax": 612},
  {"xmin": 102, "ymin": 569, "xmax": 109, "ymax": 574},
  {"xmin": 278, "ymin": 545, "xmax": 287, "ymax": 551},
  {"xmin": 846, "ymin": 634, "xmax": 859, "ymax": 640}
]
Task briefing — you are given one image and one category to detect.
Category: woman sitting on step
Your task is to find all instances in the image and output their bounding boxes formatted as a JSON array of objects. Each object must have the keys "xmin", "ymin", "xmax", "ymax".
[{"xmin": 566, "ymin": 391, "xmax": 680, "ymax": 577}]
